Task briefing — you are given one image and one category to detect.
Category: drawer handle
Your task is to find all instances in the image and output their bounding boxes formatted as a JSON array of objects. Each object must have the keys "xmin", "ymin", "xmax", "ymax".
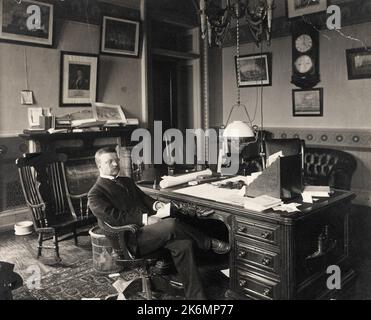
[
  {"xmin": 238, "ymin": 226, "xmax": 247, "ymax": 233},
  {"xmin": 262, "ymin": 257, "xmax": 272, "ymax": 266},
  {"xmin": 260, "ymin": 231, "xmax": 272, "ymax": 240},
  {"xmin": 238, "ymin": 250, "xmax": 247, "ymax": 258},
  {"xmin": 263, "ymin": 288, "xmax": 271, "ymax": 296},
  {"xmin": 239, "ymin": 279, "xmax": 247, "ymax": 287}
]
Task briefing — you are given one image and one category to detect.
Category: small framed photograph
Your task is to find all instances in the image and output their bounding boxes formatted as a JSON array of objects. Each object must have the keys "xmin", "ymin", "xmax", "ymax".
[
  {"xmin": 293, "ymin": 88, "xmax": 323, "ymax": 117},
  {"xmin": 60, "ymin": 52, "xmax": 99, "ymax": 107},
  {"xmin": 236, "ymin": 53, "xmax": 272, "ymax": 87},
  {"xmin": 92, "ymin": 102, "xmax": 127, "ymax": 125},
  {"xmin": 0, "ymin": 0, "xmax": 53, "ymax": 47},
  {"xmin": 346, "ymin": 47, "xmax": 371, "ymax": 80},
  {"xmin": 101, "ymin": 16, "xmax": 140, "ymax": 57},
  {"xmin": 287, "ymin": 0, "xmax": 327, "ymax": 19}
]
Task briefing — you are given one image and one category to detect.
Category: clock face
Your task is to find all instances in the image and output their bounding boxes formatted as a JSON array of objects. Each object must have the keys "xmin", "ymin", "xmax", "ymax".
[
  {"xmin": 295, "ymin": 34, "xmax": 313, "ymax": 53},
  {"xmin": 294, "ymin": 55, "xmax": 313, "ymax": 74}
]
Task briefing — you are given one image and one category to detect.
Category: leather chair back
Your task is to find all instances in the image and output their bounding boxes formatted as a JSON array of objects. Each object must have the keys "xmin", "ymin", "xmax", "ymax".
[{"xmin": 304, "ymin": 147, "xmax": 357, "ymax": 190}]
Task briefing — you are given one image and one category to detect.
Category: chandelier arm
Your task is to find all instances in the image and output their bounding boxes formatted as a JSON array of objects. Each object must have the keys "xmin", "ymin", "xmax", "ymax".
[{"xmin": 245, "ymin": 17, "xmax": 265, "ymax": 26}]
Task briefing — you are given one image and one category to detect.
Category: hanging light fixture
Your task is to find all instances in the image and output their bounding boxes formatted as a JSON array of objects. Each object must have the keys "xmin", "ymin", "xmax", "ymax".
[{"xmin": 199, "ymin": 0, "xmax": 274, "ymax": 47}]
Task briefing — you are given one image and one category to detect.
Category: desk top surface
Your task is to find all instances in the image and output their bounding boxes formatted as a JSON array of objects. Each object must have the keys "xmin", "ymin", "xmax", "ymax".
[{"xmin": 139, "ymin": 183, "xmax": 356, "ymax": 224}]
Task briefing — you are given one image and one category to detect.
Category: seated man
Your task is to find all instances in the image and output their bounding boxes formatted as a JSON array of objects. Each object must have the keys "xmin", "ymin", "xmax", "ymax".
[{"xmin": 88, "ymin": 147, "xmax": 230, "ymax": 300}]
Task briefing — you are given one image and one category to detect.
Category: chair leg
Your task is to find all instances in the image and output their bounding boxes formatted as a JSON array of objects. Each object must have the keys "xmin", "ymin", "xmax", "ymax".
[
  {"xmin": 37, "ymin": 233, "xmax": 43, "ymax": 259},
  {"xmin": 53, "ymin": 234, "xmax": 61, "ymax": 262},
  {"xmin": 73, "ymin": 229, "xmax": 78, "ymax": 246},
  {"xmin": 140, "ymin": 265, "xmax": 152, "ymax": 300}
]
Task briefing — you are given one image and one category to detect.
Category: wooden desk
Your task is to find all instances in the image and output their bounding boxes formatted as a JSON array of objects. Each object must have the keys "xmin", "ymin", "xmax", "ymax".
[{"xmin": 140, "ymin": 184, "xmax": 356, "ymax": 300}]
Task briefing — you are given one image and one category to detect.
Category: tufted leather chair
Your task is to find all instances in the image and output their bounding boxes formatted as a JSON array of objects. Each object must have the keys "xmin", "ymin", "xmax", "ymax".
[{"xmin": 304, "ymin": 147, "xmax": 357, "ymax": 190}]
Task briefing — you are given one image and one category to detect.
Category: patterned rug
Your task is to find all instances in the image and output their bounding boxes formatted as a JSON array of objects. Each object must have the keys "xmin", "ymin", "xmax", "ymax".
[
  {"xmin": 2, "ymin": 231, "xmax": 228, "ymax": 300},
  {"xmin": 12, "ymin": 259, "xmax": 119, "ymax": 300}
]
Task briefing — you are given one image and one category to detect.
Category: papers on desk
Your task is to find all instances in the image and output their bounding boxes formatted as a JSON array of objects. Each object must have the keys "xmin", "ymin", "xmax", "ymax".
[
  {"xmin": 174, "ymin": 183, "xmax": 247, "ymax": 207},
  {"xmin": 244, "ymin": 195, "xmax": 283, "ymax": 212},
  {"xmin": 301, "ymin": 185, "xmax": 331, "ymax": 203},
  {"xmin": 159, "ymin": 169, "xmax": 212, "ymax": 189},
  {"xmin": 272, "ymin": 203, "xmax": 301, "ymax": 213}
]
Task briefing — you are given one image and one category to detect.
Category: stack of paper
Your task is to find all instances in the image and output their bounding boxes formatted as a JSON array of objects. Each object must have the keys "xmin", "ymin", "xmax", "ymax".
[
  {"xmin": 244, "ymin": 195, "xmax": 283, "ymax": 212},
  {"xmin": 302, "ymin": 185, "xmax": 331, "ymax": 203},
  {"xmin": 303, "ymin": 186, "xmax": 331, "ymax": 196}
]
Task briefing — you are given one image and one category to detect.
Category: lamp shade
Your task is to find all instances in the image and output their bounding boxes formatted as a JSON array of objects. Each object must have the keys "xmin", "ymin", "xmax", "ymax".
[{"xmin": 223, "ymin": 121, "xmax": 255, "ymax": 138}]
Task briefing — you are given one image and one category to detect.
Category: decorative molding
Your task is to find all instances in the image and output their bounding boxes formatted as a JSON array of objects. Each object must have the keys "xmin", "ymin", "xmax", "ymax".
[
  {"xmin": 223, "ymin": 0, "xmax": 371, "ymax": 47},
  {"xmin": 266, "ymin": 127, "xmax": 371, "ymax": 150}
]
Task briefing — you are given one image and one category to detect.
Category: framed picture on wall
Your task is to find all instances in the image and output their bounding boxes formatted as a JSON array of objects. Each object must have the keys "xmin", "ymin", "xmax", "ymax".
[
  {"xmin": 346, "ymin": 47, "xmax": 371, "ymax": 80},
  {"xmin": 60, "ymin": 52, "xmax": 99, "ymax": 107},
  {"xmin": 100, "ymin": 16, "xmax": 140, "ymax": 57},
  {"xmin": 293, "ymin": 88, "xmax": 323, "ymax": 116},
  {"xmin": 235, "ymin": 53, "xmax": 272, "ymax": 87},
  {"xmin": 286, "ymin": 0, "xmax": 327, "ymax": 19},
  {"xmin": 0, "ymin": 0, "xmax": 54, "ymax": 47}
]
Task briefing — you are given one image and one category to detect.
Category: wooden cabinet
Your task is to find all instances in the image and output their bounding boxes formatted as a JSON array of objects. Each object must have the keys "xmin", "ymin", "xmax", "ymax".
[{"xmin": 140, "ymin": 185, "xmax": 356, "ymax": 300}]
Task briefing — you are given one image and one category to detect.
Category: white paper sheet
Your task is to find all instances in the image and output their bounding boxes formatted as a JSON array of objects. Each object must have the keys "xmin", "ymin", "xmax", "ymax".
[
  {"xmin": 175, "ymin": 184, "xmax": 247, "ymax": 206},
  {"xmin": 302, "ymin": 192, "xmax": 313, "ymax": 203}
]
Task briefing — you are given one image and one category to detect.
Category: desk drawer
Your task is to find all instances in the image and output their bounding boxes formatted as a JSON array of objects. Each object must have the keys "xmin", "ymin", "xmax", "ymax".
[
  {"xmin": 235, "ymin": 218, "xmax": 279, "ymax": 246},
  {"xmin": 236, "ymin": 242, "xmax": 279, "ymax": 276},
  {"xmin": 236, "ymin": 269, "xmax": 278, "ymax": 300}
]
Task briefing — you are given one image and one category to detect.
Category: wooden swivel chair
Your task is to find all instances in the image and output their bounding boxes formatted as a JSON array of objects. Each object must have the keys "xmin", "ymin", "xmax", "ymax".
[
  {"xmin": 16, "ymin": 152, "xmax": 96, "ymax": 262},
  {"xmin": 99, "ymin": 221, "xmax": 174, "ymax": 300}
]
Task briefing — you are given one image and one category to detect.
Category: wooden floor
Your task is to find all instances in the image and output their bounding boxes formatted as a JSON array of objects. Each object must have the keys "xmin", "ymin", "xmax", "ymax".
[{"xmin": 1, "ymin": 229, "xmax": 370, "ymax": 300}]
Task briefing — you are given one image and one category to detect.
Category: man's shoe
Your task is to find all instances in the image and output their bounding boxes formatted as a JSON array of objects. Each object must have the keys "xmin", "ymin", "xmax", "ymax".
[{"xmin": 211, "ymin": 239, "xmax": 230, "ymax": 255}]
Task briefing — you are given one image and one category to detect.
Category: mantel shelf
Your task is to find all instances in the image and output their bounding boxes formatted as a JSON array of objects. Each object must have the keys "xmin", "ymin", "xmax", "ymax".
[{"xmin": 19, "ymin": 127, "xmax": 137, "ymax": 141}]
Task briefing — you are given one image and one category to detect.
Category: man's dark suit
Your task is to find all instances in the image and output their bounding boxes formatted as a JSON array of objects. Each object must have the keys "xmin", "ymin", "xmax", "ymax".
[{"xmin": 88, "ymin": 176, "xmax": 210, "ymax": 299}]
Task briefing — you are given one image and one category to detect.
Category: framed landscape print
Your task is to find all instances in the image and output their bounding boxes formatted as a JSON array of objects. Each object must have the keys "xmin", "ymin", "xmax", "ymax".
[
  {"xmin": 287, "ymin": 0, "xmax": 327, "ymax": 19},
  {"xmin": 346, "ymin": 47, "xmax": 371, "ymax": 80},
  {"xmin": 235, "ymin": 53, "xmax": 272, "ymax": 87},
  {"xmin": 101, "ymin": 16, "xmax": 140, "ymax": 57},
  {"xmin": 0, "ymin": 0, "xmax": 53, "ymax": 47},
  {"xmin": 293, "ymin": 88, "xmax": 323, "ymax": 117},
  {"xmin": 60, "ymin": 52, "xmax": 99, "ymax": 107}
]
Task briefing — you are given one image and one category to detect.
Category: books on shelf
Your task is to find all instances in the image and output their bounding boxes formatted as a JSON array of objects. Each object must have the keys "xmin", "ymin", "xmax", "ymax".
[
  {"xmin": 54, "ymin": 103, "xmax": 139, "ymax": 129},
  {"xmin": 244, "ymin": 195, "xmax": 283, "ymax": 212}
]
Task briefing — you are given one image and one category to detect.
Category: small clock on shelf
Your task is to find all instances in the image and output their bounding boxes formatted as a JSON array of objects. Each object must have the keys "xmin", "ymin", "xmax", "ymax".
[{"xmin": 291, "ymin": 22, "xmax": 320, "ymax": 89}]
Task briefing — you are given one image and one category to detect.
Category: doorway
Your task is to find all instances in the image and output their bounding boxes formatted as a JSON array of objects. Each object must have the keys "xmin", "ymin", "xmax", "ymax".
[{"xmin": 151, "ymin": 57, "xmax": 199, "ymax": 134}]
